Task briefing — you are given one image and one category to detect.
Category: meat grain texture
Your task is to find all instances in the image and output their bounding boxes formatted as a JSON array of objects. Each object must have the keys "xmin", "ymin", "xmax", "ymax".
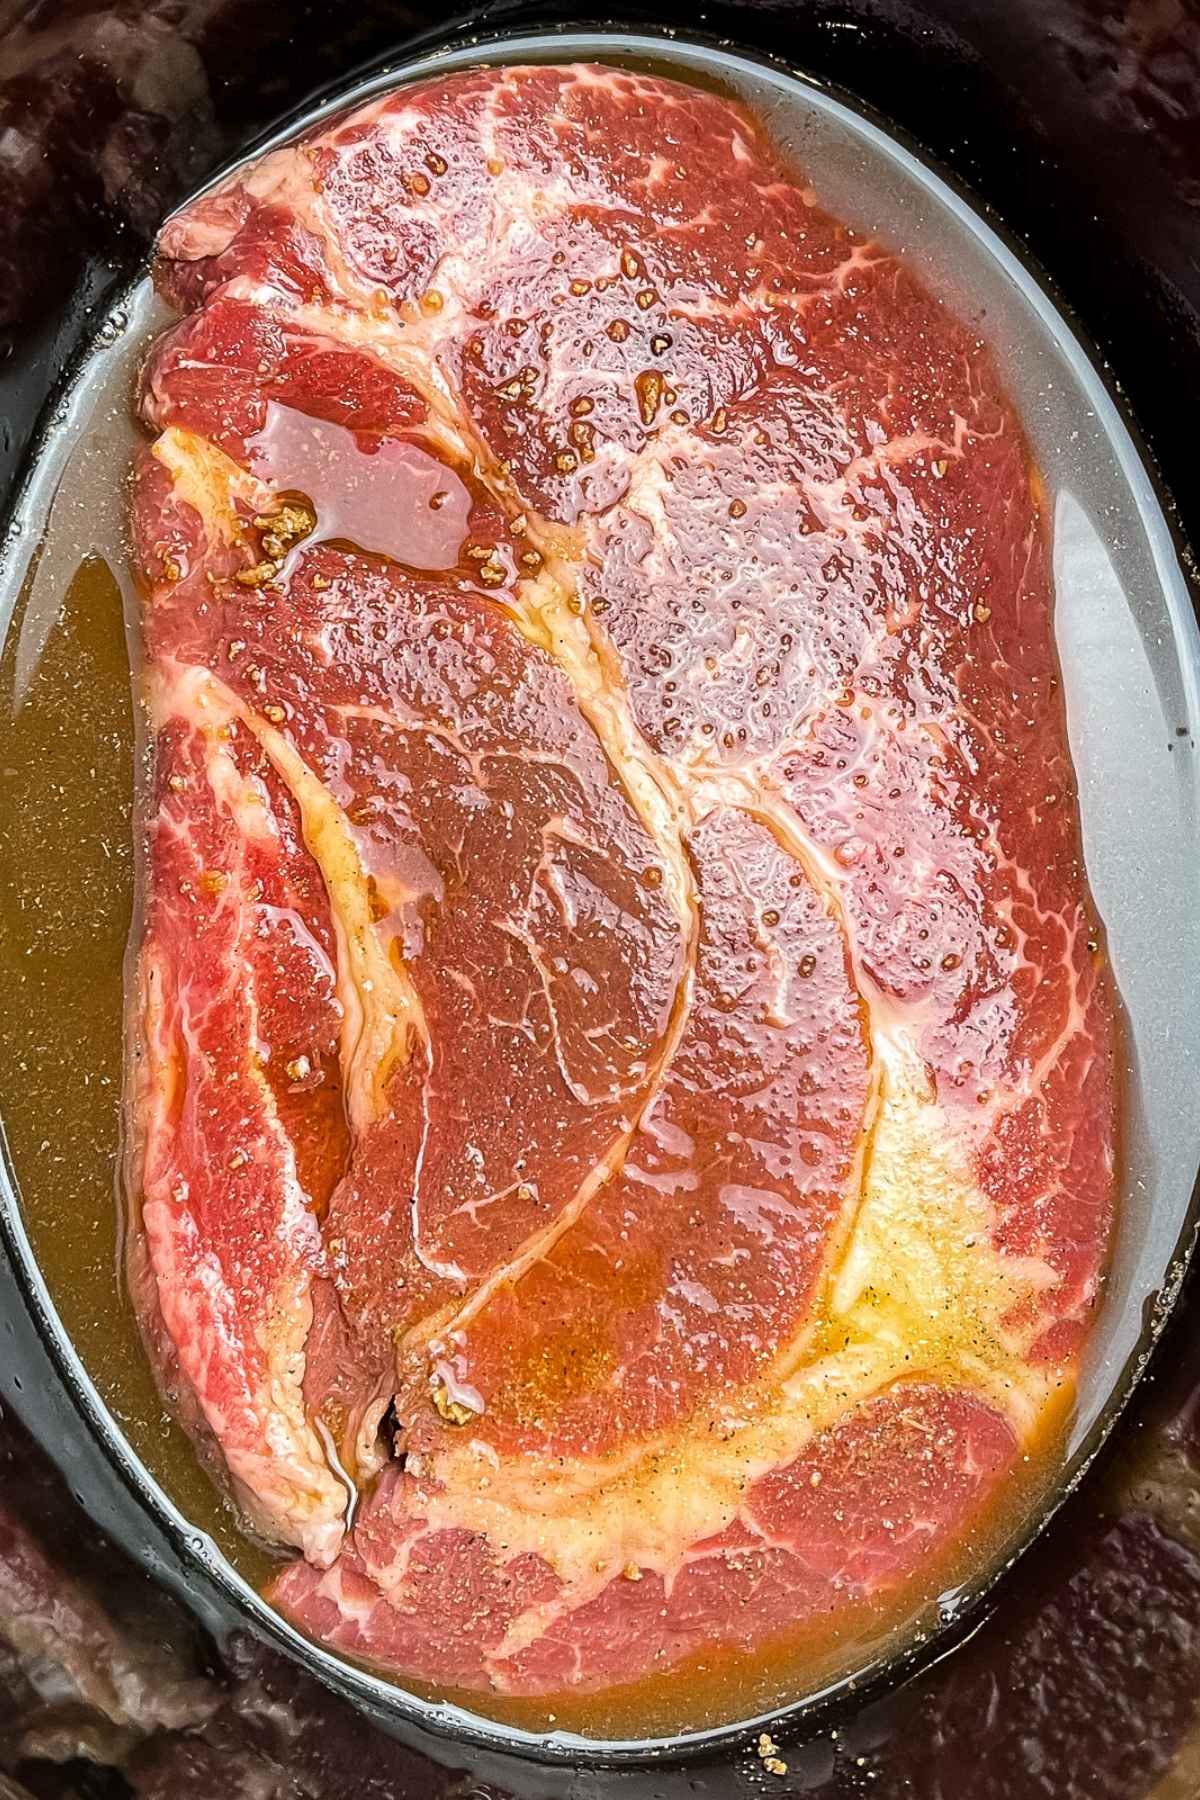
[{"xmin": 126, "ymin": 62, "xmax": 1117, "ymax": 1703}]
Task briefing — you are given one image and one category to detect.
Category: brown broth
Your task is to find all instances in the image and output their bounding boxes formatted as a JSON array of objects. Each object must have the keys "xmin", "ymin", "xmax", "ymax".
[
  {"xmin": 0, "ymin": 287, "xmax": 282, "ymax": 1589},
  {"xmin": 0, "ymin": 545, "xmax": 278, "ymax": 1590}
]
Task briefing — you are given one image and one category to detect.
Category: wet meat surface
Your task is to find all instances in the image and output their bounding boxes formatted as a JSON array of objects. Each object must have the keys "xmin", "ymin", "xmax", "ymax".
[{"xmin": 125, "ymin": 62, "xmax": 1117, "ymax": 1701}]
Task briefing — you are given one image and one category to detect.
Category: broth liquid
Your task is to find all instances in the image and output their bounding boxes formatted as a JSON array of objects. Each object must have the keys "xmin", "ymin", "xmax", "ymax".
[{"xmin": 0, "ymin": 302, "xmax": 279, "ymax": 1588}]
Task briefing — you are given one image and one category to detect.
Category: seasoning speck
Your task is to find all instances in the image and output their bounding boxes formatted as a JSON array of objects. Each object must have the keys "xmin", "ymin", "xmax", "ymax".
[
  {"xmin": 235, "ymin": 560, "xmax": 278, "ymax": 589},
  {"xmin": 757, "ymin": 1733, "xmax": 788, "ymax": 1777},
  {"xmin": 431, "ymin": 1379, "xmax": 478, "ymax": 1426},
  {"xmin": 635, "ymin": 370, "xmax": 664, "ymax": 427}
]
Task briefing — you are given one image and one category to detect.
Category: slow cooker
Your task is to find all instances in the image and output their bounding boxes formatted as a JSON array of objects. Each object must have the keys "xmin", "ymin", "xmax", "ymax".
[{"xmin": 2, "ymin": 3, "xmax": 1200, "ymax": 1796}]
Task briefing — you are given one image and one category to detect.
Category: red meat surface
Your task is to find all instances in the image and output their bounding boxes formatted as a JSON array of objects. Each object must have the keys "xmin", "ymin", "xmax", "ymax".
[{"xmin": 125, "ymin": 62, "xmax": 1117, "ymax": 1703}]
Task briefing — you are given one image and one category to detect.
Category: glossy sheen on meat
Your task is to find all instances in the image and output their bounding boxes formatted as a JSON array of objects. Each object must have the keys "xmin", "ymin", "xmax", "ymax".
[{"xmin": 125, "ymin": 62, "xmax": 1117, "ymax": 1701}]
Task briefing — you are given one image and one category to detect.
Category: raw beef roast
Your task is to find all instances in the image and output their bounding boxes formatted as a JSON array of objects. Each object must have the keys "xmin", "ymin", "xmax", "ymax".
[{"xmin": 126, "ymin": 62, "xmax": 1117, "ymax": 1700}]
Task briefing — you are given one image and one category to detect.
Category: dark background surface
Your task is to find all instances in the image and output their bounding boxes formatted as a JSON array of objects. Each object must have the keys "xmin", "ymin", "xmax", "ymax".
[{"xmin": 2, "ymin": 2, "xmax": 1200, "ymax": 1795}]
